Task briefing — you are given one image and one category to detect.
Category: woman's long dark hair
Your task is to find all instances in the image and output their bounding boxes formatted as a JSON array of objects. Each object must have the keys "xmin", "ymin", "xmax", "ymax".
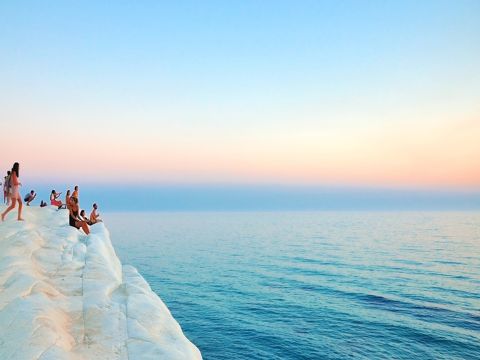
[{"xmin": 12, "ymin": 162, "xmax": 19, "ymax": 177}]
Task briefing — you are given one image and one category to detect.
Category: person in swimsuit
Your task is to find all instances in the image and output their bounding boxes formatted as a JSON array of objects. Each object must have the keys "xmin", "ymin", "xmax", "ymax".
[
  {"xmin": 1, "ymin": 162, "xmax": 24, "ymax": 221},
  {"xmin": 50, "ymin": 190, "xmax": 63, "ymax": 207},
  {"xmin": 71, "ymin": 185, "xmax": 79, "ymax": 201},
  {"xmin": 80, "ymin": 209, "xmax": 92, "ymax": 225},
  {"xmin": 68, "ymin": 197, "xmax": 90, "ymax": 234}
]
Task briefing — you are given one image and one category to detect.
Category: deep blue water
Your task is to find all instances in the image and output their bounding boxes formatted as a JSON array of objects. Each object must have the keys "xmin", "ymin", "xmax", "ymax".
[{"xmin": 105, "ymin": 212, "xmax": 480, "ymax": 359}]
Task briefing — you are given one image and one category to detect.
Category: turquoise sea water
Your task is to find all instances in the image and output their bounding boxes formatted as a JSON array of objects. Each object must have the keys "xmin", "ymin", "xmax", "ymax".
[{"xmin": 105, "ymin": 212, "xmax": 480, "ymax": 359}]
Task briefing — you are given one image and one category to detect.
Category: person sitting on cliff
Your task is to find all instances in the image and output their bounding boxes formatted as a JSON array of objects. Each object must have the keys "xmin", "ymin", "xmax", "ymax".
[
  {"xmin": 50, "ymin": 190, "xmax": 63, "ymax": 208},
  {"xmin": 89, "ymin": 203, "xmax": 102, "ymax": 224},
  {"xmin": 69, "ymin": 197, "xmax": 90, "ymax": 235},
  {"xmin": 80, "ymin": 209, "xmax": 93, "ymax": 225},
  {"xmin": 24, "ymin": 190, "xmax": 37, "ymax": 206},
  {"xmin": 71, "ymin": 185, "xmax": 79, "ymax": 201}
]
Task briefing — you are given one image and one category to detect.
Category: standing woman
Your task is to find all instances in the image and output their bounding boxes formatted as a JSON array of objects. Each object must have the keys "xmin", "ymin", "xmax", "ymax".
[{"xmin": 1, "ymin": 162, "xmax": 24, "ymax": 221}]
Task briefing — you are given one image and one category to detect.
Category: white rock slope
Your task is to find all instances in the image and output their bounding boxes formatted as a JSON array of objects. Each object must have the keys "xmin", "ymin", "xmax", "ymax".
[{"xmin": 0, "ymin": 206, "xmax": 202, "ymax": 360}]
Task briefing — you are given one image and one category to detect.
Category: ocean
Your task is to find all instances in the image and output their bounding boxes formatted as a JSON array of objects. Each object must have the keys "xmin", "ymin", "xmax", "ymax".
[{"xmin": 105, "ymin": 212, "xmax": 480, "ymax": 359}]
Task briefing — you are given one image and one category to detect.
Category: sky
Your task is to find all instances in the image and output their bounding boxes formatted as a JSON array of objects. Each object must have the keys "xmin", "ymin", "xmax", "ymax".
[{"xmin": 0, "ymin": 1, "xmax": 479, "ymax": 209}]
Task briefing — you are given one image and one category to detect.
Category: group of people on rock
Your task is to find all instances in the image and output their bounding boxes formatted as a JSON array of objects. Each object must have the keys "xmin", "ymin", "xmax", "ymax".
[
  {"xmin": 50, "ymin": 185, "xmax": 102, "ymax": 235},
  {"xmin": 3, "ymin": 170, "xmax": 37, "ymax": 208},
  {"xmin": 1, "ymin": 162, "xmax": 102, "ymax": 235}
]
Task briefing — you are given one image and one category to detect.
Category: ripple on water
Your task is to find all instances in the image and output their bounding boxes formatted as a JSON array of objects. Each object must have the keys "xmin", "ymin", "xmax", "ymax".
[{"xmin": 106, "ymin": 211, "xmax": 480, "ymax": 360}]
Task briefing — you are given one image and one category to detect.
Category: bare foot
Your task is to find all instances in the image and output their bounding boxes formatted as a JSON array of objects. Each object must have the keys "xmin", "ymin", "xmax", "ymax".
[
  {"xmin": 1, "ymin": 214, "xmax": 5, "ymax": 222},
  {"xmin": 17, "ymin": 218, "xmax": 25, "ymax": 221}
]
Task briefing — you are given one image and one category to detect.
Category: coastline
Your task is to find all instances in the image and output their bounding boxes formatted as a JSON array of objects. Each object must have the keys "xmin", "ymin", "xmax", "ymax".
[{"xmin": 0, "ymin": 206, "xmax": 201, "ymax": 359}]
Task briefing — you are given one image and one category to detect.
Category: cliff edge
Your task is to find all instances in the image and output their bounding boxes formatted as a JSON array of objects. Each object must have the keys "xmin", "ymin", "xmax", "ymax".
[{"xmin": 0, "ymin": 207, "xmax": 202, "ymax": 360}]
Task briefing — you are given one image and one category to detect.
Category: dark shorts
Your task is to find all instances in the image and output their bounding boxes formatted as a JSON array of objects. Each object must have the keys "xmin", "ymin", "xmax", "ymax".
[{"xmin": 69, "ymin": 216, "xmax": 80, "ymax": 229}]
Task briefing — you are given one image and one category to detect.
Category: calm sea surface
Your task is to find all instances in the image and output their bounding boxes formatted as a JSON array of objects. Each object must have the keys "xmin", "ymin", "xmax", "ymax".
[{"xmin": 104, "ymin": 212, "xmax": 480, "ymax": 360}]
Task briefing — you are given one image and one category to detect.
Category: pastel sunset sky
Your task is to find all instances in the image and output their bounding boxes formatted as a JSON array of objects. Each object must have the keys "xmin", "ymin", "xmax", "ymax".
[{"xmin": 1, "ymin": 1, "xmax": 479, "ymax": 195}]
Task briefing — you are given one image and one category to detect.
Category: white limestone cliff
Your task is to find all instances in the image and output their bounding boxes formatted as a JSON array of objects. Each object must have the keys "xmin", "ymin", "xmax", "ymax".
[{"xmin": 0, "ymin": 206, "xmax": 202, "ymax": 360}]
